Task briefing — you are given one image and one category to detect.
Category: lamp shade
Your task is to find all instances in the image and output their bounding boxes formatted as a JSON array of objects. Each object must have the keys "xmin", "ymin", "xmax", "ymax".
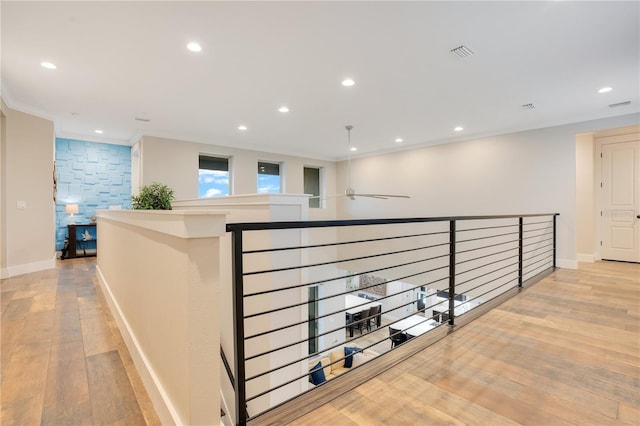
[{"xmin": 65, "ymin": 204, "xmax": 79, "ymax": 214}]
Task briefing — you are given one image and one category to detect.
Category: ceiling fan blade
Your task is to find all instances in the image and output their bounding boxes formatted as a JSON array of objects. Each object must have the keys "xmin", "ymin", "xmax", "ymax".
[{"xmin": 356, "ymin": 193, "xmax": 411, "ymax": 199}]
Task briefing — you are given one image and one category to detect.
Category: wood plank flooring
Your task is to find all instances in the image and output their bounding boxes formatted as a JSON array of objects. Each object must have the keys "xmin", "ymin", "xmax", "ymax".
[
  {"xmin": 1, "ymin": 259, "xmax": 638, "ymax": 425},
  {"xmin": 1, "ymin": 258, "xmax": 160, "ymax": 425},
  {"xmin": 289, "ymin": 261, "xmax": 640, "ymax": 426}
]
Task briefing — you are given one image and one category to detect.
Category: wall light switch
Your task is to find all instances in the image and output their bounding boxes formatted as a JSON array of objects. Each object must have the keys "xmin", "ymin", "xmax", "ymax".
[{"xmin": 17, "ymin": 200, "xmax": 26, "ymax": 209}]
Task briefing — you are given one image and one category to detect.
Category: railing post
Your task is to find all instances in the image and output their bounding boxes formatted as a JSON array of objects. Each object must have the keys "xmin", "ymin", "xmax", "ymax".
[
  {"xmin": 518, "ymin": 217, "xmax": 523, "ymax": 287},
  {"xmin": 230, "ymin": 228, "xmax": 248, "ymax": 426},
  {"xmin": 448, "ymin": 220, "xmax": 456, "ymax": 326},
  {"xmin": 552, "ymin": 214, "xmax": 557, "ymax": 269}
]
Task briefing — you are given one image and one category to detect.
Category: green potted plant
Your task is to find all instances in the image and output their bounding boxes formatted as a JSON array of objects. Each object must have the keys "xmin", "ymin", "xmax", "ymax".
[{"xmin": 131, "ymin": 182, "xmax": 175, "ymax": 210}]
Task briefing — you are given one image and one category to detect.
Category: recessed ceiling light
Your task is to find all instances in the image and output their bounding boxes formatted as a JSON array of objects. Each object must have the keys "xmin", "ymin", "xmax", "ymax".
[
  {"xmin": 237, "ymin": 125, "xmax": 248, "ymax": 131},
  {"xmin": 350, "ymin": 147, "xmax": 357, "ymax": 152},
  {"xmin": 40, "ymin": 61, "xmax": 57, "ymax": 70},
  {"xmin": 341, "ymin": 78, "xmax": 355, "ymax": 87},
  {"xmin": 598, "ymin": 87, "xmax": 612, "ymax": 93},
  {"xmin": 94, "ymin": 129, "xmax": 104, "ymax": 134},
  {"xmin": 454, "ymin": 126, "xmax": 464, "ymax": 132},
  {"xmin": 278, "ymin": 106, "xmax": 290, "ymax": 113},
  {"xmin": 395, "ymin": 138, "xmax": 403, "ymax": 143},
  {"xmin": 187, "ymin": 42, "xmax": 202, "ymax": 52}
]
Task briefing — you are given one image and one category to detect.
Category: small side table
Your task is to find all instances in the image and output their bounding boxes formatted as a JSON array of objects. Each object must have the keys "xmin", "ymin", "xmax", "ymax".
[{"xmin": 67, "ymin": 223, "xmax": 97, "ymax": 258}]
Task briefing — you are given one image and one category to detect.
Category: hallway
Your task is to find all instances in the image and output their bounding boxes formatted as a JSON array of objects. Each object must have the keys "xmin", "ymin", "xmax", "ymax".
[{"xmin": 1, "ymin": 259, "xmax": 639, "ymax": 425}]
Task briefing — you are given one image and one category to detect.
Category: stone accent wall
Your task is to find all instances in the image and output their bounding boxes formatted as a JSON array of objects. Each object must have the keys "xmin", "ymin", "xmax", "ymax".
[{"xmin": 55, "ymin": 138, "xmax": 131, "ymax": 250}]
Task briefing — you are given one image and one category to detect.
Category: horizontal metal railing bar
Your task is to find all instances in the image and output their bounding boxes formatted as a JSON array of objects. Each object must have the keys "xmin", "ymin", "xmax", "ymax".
[
  {"xmin": 523, "ymin": 247, "xmax": 554, "ymax": 262},
  {"xmin": 244, "ymin": 271, "xmax": 449, "ymax": 339},
  {"xmin": 243, "ymin": 241, "xmax": 450, "ymax": 277},
  {"xmin": 523, "ymin": 259, "xmax": 554, "ymax": 278},
  {"xmin": 522, "ymin": 230, "xmax": 553, "ymax": 241},
  {"xmin": 523, "ymin": 219, "xmax": 554, "ymax": 226},
  {"xmin": 456, "ymin": 273, "xmax": 524, "ymax": 316},
  {"xmin": 454, "ymin": 266, "xmax": 519, "ymax": 296},
  {"xmin": 522, "ymin": 236, "xmax": 553, "ymax": 249},
  {"xmin": 455, "ymin": 252, "xmax": 520, "ymax": 277},
  {"xmin": 246, "ymin": 299, "xmax": 449, "ymax": 383},
  {"xmin": 455, "ymin": 238, "xmax": 519, "ymax": 257},
  {"xmin": 455, "ymin": 257, "xmax": 520, "ymax": 285},
  {"xmin": 522, "ymin": 224, "xmax": 553, "ymax": 233},
  {"xmin": 523, "ymin": 254, "xmax": 554, "ymax": 271},
  {"xmin": 242, "ymin": 230, "xmax": 450, "ymax": 255},
  {"xmin": 245, "ymin": 251, "xmax": 547, "ymax": 360},
  {"xmin": 244, "ymin": 276, "xmax": 450, "ymax": 359},
  {"xmin": 455, "ymin": 222, "xmax": 518, "ymax": 233},
  {"xmin": 455, "ymin": 245, "xmax": 519, "ymax": 267},
  {"xmin": 243, "ymin": 250, "xmax": 449, "ymax": 299},
  {"xmin": 455, "ymin": 230, "xmax": 520, "ymax": 245},
  {"xmin": 226, "ymin": 213, "xmax": 560, "ymax": 232}
]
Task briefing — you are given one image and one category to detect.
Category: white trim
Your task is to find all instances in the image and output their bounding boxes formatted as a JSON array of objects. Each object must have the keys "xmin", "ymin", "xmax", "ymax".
[
  {"xmin": 5, "ymin": 254, "xmax": 56, "ymax": 277},
  {"xmin": 575, "ymin": 253, "xmax": 596, "ymax": 263},
  {"xmin": 96, "ymin": 265, "xmax": 182, "ymax": 426},
  {"xmin": 556, "ymin": 258, "xmax": 578, "ymax": 270},
  {"xmin": 96, "ymin": 209, "xmax": 228, "ymax": 239}
]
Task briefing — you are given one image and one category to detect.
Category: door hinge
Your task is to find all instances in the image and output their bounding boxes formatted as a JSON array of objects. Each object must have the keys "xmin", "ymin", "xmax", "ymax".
[
  {"xmin": 600, "ymin": 152, "xmax": 603, "ymax": 158},
  {"xmin": 600, "ymin": 211, "xmax": 603, "ymax": 216},
  {"xmin": 600, "ymin": 241, "xmax": 602, "ymax": 246},
  {"xmin": 601, "ymin": 182, "xmax": 603, "ymax": 188}
]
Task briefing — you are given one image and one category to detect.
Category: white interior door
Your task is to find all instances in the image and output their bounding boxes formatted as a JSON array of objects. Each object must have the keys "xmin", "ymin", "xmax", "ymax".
[{"xmin": 601, "ymin": 140, "xmax": 640, "ymax": 262}]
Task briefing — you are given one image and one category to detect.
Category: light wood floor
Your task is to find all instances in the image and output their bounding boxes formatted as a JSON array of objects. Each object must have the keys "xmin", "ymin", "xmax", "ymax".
[
  {"xmin": 290, "ymin": 261, "xmax": 640, "ymax": 425},
  {"xmin": 0, "ymin": 258, "xmax": 160, "ymax": 425},
  {"xmin": 1, "ymin": 259, "xmax": 638, "ymax": 425}
]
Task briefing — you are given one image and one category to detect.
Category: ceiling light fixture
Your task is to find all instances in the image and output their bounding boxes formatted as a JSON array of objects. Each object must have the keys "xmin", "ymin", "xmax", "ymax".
[
  {"xmin": 341, "ymin": 78, "xmax": 355, "ymax": 87},
  {"xmin": 350, "ymin": 146, "xmax": 357, "ymax": 152},
  {"xmin": 237, "ymin": 125, "xmax": 248, "ymax": 131},
  {"xmin": 278, "ymin": 106, "xmax": 290, "ymax": 113},
  {"xmin": 454, "ymin": 126, "xmax": 464, "ymax": 132},
  {"xmin": 94, "ymin": 129, "xmax": 104, "ymax": 134},
  {"xmin": 395, "ymin": 138, "xmax": 403, "ymax": 143},
  {"xmin": 40, "ymin": 61, "xmax": 57, "ymax": 69},
  {"xmin": 187, "ymin": 42, "xmax": 202, "ymax": 52},
  {"xmin": 598, "ymin": 87, "xmax": 612, "ymax": 93}
]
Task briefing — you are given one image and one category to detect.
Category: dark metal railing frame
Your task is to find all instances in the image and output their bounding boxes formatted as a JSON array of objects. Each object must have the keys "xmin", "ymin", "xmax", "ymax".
[{"xmin": 226, "ymin": 213, "xmax": 559, "ymax": 425}]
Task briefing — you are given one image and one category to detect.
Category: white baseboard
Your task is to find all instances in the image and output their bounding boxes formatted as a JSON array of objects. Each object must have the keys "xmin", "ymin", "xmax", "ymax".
[
  {"xmin": 95, "ymin": 265, "xmax": 182, "ymax": 426},
  {"xmin": 556, "ymin": 258, "xmax": 578, "ymax": 270},
  {"xmin": 5, "ymin": 255, "xmax": 56, "ymax": 277},
  {"xmin": 576, "ymin": 253, "xmax": 596, "ymax": 263}
]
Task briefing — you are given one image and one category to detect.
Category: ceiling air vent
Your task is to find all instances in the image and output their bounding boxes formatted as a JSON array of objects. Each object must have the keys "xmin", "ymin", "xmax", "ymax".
[
  {"xmin": 521, "ymin": 103, "xmax": 536, "ymax": 110},
  {"xmin": 450, "ymin": 44, "xmax": 474, "ymax": 58},
  {"xmin": 609, "ymin": 101, "xmax": 631, "ymax": 108},
  {"xmin": 135, "ymin": 117, "xmax": 151, "ymax": 122}
]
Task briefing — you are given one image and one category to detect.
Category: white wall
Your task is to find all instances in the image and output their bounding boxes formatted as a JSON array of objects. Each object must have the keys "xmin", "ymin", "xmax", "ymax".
[
  {"xmin": 336, "ymin": 113, "xmax": 640, "ymax": 268},
  {"xmin": 575, "ymin": 132, "xmax": 596, "ymax": 262},
  {"xmin": 1, "ymin": 102, "xmax": 56, "ymax": 277},
  {"xmin": 139, "ymin": 135, "xmax": 337, "ymax": 220}
]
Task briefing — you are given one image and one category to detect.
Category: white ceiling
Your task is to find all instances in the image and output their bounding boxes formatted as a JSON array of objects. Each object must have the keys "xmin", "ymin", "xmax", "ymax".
[{"xmin": 2, "ymin": 1, "xmax": 639, "ymax": 161}]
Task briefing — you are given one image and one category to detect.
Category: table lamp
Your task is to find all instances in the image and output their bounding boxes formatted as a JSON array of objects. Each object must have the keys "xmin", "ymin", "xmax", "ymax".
[{"xmin": 65, "ymin": 203, "xmax": 79, "ymax": 225}]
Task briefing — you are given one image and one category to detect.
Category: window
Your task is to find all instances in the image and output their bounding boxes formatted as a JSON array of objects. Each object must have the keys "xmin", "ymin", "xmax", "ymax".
[
  {"xmin": 257, "ymin": 161, "xmax": 281, "ymax": 193},
  {"xmin": 199, "ymin": 155, "xmax": 229, "ymax": 197},
  {"xmin": 304, "ymin": 167, "xmax": 321, "ymax": 208}
]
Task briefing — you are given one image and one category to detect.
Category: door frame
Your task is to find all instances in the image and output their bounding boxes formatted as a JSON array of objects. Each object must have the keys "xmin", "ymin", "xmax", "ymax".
[{"xmin": 594, "ymin": 125, "xmax": 640, "ymax": 261}]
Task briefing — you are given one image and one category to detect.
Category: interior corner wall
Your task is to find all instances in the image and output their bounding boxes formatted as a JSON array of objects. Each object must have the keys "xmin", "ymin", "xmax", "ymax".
[
  {"xmin": 575, "ymin": 132, "xmax": 596, "ymax": 262},
  {"xmin": 138, "ymin": 135, "xmax": 337, "ymax": 220},
  {"xmin": 336, "ymin": 113, "xmax": 640, "ymax": 269},
  {"xmin": 3, "ymin": 105, "xmax": 56, "ymax": 276},
  {"xmin": 1, "ymin": 100, "xmax": 7, "ymax": 277}
]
